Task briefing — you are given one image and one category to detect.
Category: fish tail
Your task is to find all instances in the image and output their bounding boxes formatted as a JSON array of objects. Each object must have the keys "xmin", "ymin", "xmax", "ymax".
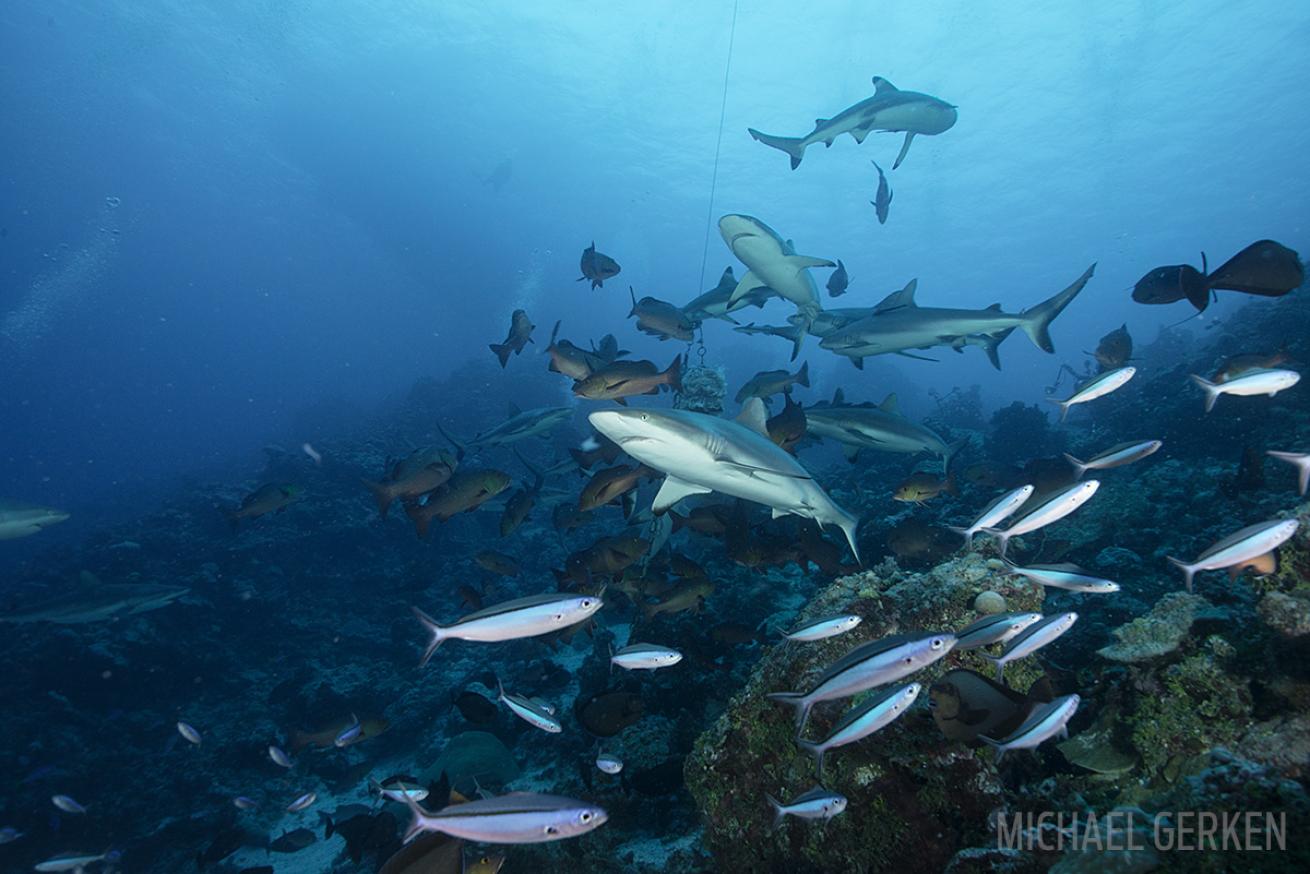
[
  {"xmin": 796, "ymin": 739, "xmax": 826, "ymax": 779},
  {"xmin": 412, "ymin": 607, "xmax": 447, "ymax": 666},
  {"xmin": 946, "ymin": 525, "xmax": 974, "ymax": 550},
  {"xmin": 663, "ymin": 354, "xmax": 683, "ymax": 393},
  {"xmin": 980, "ymin": 528, "xmax": 1010, "ymax": 559},
  {"xmin": 766, "ymin": 692, "xmax": 812, "ymax": 731},
  {"xmin": 1166, "ymin": 556, "xmax": 1197, "ymax": 592},
  {"xmin": 765, "ymin": 792, "xmax": 787, "ymax": 829},
  {"xmin": 1189, "ymin": 374, "xmax": 1220, "ymax": 413},
  {"xmin": 1019, "ymin": 263, "xmax": 1096, "ymax": 353},
  {"xmin": 359, "ymin": 478, "xmax": 394, "ymax": 518},
  {"xmin": 1062, "ymin": 454, "xmax": 1088, "ymax": 479},
  {"xmin": 795, "ymin": 360, "xmax": 810, "ymax": 388},
  {"xmin": 747, "ymin": 128, "xmax": 807, "ymax": 170},
  {"xmin": 401, "ymin": 794, "xmax": 432, "ymax": 844},
  {"xmin": 628, "ymin": 286, "xmax": 638, "ymax": 318},
  {"xmin": 489, "ymin": 342, "xmax": 512, "ymax": 368},
  {"xmin": 1044, "ymin": 396, "xmax": 1070, "ymax": 422}
]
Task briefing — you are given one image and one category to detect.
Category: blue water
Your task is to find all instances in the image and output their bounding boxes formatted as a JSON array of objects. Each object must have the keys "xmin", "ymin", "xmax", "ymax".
[{"xmin": 2, "ymin": 1, "xmax": 1309, "ymax": 871}]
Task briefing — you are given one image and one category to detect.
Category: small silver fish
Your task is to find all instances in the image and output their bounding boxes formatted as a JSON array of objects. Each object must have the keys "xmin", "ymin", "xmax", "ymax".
[
  {"xmin": 948, "ymin": 484, "xmax": 1034, "ymax": 549},
  {"xmin": 286, "ymin": 792, "xmax": 316, "ymax": 813},
  {"xmin": 269, "ymin": 745, "xmax": 293, "ymax": 768},
  {"xmin": 1190, "ymin": 368, "xmax": 1300, "ymax": 413},
  {"xmin": 233, "ymin": 796, "xmax": 259, "ymax": 810},
  {"xmin": 595, "ymin": 753, "xmax": 624, "ymax": 774},
  {"xmin": 334, "ymin": 716, "xmax": 362, "ymax": 748},
  {"xmin": 402, "ymin": 792, "xmax": 607, "ymax": 844},
  {"xmin": 980, "ymin": 694, "xmax": 1080, "ymax": 762},
  {"xmin": 413, "ymin": 593, "xmax": 603, "ymax": 666},
  {"xmin": 1047, "ymin": 366, "xmax": 1135, "ymax": 422},
  {"xmin": 764, "ymin": 786, "xmax": 847, "ymax": 829},
  {"xmin": 496, "ymin": 679, "xmax": 562, "ymax": 733},
  {"xmin": 610, "ymin": 642, "xmax": 682, "ymax": 671},
  {"xmin": 954, "ymin": 612, "xmax": 1044, "ymax": 651},
  {"xmin": 784, "ymin": 614, "xmax": 862, "ymax": 642},
  {"xmin": 34, "ymin": 851, "xmax": 119, "ymax": 872},
  {"xmin": 797, "ymin": 683, "xmax": 921, "ymax": 777},
  {"xmin": 371, "ymin": 777, "xmax": 429, "ymax": 803},
  {"xmin": 51, "ymin": 795, "xmax": 86, "ymax": 814},
  {"xmin": 176, "ymin": 721, "xmax": 202, "ymax": 746},
  {"xmin": 983, "ymin": 481, "xmax": 1100, "ymax": 558},
  {"xmin": 1064, "ymin": 439, "xmax": 1161, "ymax": 479},
  {"xmin": 0, "ymin": 826, "xmax": 22, "ymax": 844},
  {"xmin": 1002, "ymin": 560, "xmax": 1120, "ymax": 593},
  {"xmin": 1167, "ymin": 518, "xmax": 1300, "ymax": 592},
  {"xmin": 980, "ymin": 612, "xmax": 1078, "ymax": 683}
]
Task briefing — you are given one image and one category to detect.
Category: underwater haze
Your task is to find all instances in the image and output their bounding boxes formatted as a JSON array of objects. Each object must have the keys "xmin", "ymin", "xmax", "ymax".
[{"xmin": 2, "ymin": 1, "xmax": 1310, "ymax": 872}]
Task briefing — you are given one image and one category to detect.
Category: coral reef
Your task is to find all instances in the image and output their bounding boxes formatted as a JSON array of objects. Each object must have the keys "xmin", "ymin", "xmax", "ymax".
[{"xmin": 1096, "ymin": 592, "xmax": 1214, "ymax": 663}]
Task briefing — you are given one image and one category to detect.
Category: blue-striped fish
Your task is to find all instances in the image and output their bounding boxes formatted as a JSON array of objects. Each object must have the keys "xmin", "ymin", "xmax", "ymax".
[
  {"xmin": 610, "ymin": 643, "xmax": 682, "ymax": 671},
  {"xmin": 1047, "ymin": 367, "xmax": 1135, "ymax": 422},
  {"xmin": 1167, "ymin": 519, "xmax": 1299, "ymax": 592},
  {"xmin": 496, "ymin": 679, "xmax": 562, "ymax": 733},
  {"xmin": 948, "ymin": 484, "xmax": 1033, "ymax": 549},
  {"xmin": 1002, "ymin": 560, "xmax": 1119, "ymax": 593},
  {"xmin": 1063, "ymin": 439, "xmax": 1161, "ymax": 479},
  {"xmin": 983, "ymin": 481, "xmax": 1099, "ymax": 558}
]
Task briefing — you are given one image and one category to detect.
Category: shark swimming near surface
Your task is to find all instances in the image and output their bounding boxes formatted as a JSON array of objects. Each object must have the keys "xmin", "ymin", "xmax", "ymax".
[{"xmin": 748, "ymin": 76, "xmax": 958, "ymax": 170}]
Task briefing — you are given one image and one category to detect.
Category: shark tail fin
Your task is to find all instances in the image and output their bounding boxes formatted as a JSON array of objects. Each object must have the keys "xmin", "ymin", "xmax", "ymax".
[
  {"xmin": 1019, "ymin": 264, "xmax": 1096, "ymax": 353},
  {"xmin": 944, "ymin": 437, "xmax": 969, "ymax": 472},
  {"xmin": 1189, "ymin": 374, "xmax": 1221, "ymax": 413},
  {"xmin": 747, "ymin": 128, "xmax": 807, "ymax": 170},
  {"xmin": 489, "ymin": 343, "xmax": 512, "ymax": 368},
  {"xmin": 980, "ymin": 327, "xmax": 1015, "ymax": 370},
  {"xmin": 795, "ymin": 360, "xmax": 810, "ymax": 388}
]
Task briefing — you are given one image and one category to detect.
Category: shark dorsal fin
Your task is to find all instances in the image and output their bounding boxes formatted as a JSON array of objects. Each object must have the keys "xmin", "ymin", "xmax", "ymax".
[
  {"xmin": 874, "ymin": 278, "xmax": 918, "ymax": 313},
  {"xmin": 880, "ymin": 393, "xmax": 899, "ymax": 413},
  {"xmin": 814, "ymin": 118, "xmax": 829, "ymax": 128},
  {"xmin": 832, "ymin": 388, "xmax": 845, "ymax": 405},
  {"xmin": 735, "ymin": 398, "xmax": 770, "ymax": 436},
  {"xmin": 507, "ymin": 401, "xmax": 521, "ymax": 418},
  {"xmin": 986, "ymin": 303, "xmax": 1002, "ymax": 311},
  {"xmin": 872, "ymin": 76, "xmax": 899, "ymax": 95}
]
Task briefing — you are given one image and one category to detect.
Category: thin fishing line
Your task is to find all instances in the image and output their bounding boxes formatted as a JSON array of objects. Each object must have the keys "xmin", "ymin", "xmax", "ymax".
[{"xmin": 697, "ymin": 0, "xmax": 740, "ymax": 295}]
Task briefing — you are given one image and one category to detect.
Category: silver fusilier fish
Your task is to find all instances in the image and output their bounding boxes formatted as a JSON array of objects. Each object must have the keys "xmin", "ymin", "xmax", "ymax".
[
  {"xmin": 496, "ymin": 679, "xmax": 562, "ymax": 734},
  {"xmin": 764, "ymin": 786, "xmax": 847, "ymax": 829},
  {"xmin": 402, "ymin": 793, "xmax": 607, "ymax": 844},
  {"xmin": 1047, "ymin": 366, "xmax": 1135, "ymax": 422},
  {"xmin": 948, "ymin": 484, "xmax": 1033, "ymax": 549},
  {"xmin": 268, "ymin": 745, "xmax": 293, "ymax": 768},
  {"xmin": 980, "ymin": 612, "xmax": 1078, "ymax": 683},
  {"xmin": 51, "ymin": 795, "xmax": 86, "ymax": 814},
  {"xmin": 176, "ymin": 721, "xmax": 202, "ymax": 746},
  {"xmin": 413, "ymin": 593, "xmax": 603, "ymax": 666},
  {"xmin": 1267, "ymin": 451, "xmax": 1310, "ymax": 496},
  {"xmin": 954, "ymin": 612, "xmax": 1044, "ymax": 651},
  {"xmin": 1189, "ymin": 368, "xmax": 1300, "ymax": 413},
  {"xmin": 980, "ymin": 694, "xmax": 1080, "ymax": 762},
  {"xmin": 595, "ymin": 753, "xmax": 624, "ymax": 775},
  {"xmin": 610, "ymin": 643, "xmax": 682, "ymax": 671},
  {"xmin": 286, "ymin": 792, "xmax": 316, "ymax": 812},
  {"xmin": 34, "ymin": 851, "xmax": 120, "ymax": 872},
  {"xmin": 983, "ymin": 480, "xmax": 1100, "ymax": 558},
  {"xmin": 797, "ymin": 683, "xmax": 921, "ymax": 777},
  {"xmin": 785, "ymin": 614, "xmax": 862, "ymax": 642},
  {"xmin": 1167, "ymin": 519, "xmax": 1300, "ymax": 592},
  {"xmin": 1064, "ymin": 439, "xmax": 1162, "ymax": 479},
  {"xmin": 767, "ymin": 632, "xmax": 955, "ymax": 731},
  {"xmin": 1002, "ymin": 560, "xmax": 1120, "ymax": 593}
]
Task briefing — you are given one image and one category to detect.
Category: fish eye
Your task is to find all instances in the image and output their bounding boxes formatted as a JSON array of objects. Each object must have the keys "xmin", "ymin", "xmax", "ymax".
[
  {"xmin": 581, "ymin": 599, "xmax": 593, "ymax": 608},
  {"xmin": 931, "ymin": 638, "xmax": 944, "ymax": 649},
  {"xmin": 580, "ymin": 811, "xmax": 593, "ymax": 822},
  {"xmin": 903, "ymin": 656, "xmax": 913, "ymax": 665}
]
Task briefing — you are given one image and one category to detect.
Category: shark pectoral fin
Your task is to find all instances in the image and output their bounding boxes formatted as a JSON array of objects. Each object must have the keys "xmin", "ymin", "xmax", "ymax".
[
  {"xmin": 735, "ymin": 398, "xmax": 771, "ymax": 437},
  {"xmin": 851, "ymin": 127, "xmax": 871, "ymax": 144},
  {"xmin": 771, "ymin": 507, "xmax": 788, "ymax": 520},
  {"xmin": 728, "ymin": 271, "xmax": 767, "ymax": 306},
  {"xmin": 892, "ymin": 131, "xmax": 916, "ymax": 170},
  {"xmin": 652, "ymin": 477, "xmax": 712, "ymax": 513},
  {"xmin": 850, "ymin": 356, "xmax": 864, "ymax": 370},
  {"xmin": 842, "ymin": 444, "xmax": 861, "ymax": 463},
  {"xmin": 786, "ymin": 255, "xmax": 836, "ymax": 270}
]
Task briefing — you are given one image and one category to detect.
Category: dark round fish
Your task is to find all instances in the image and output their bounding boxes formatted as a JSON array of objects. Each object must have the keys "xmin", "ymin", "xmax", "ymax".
[
  {"xmin": 575, "ymin": 688, "xmax": 645, "ymax": 737},
  {"xmin": 454, "ymin": 690, "xmax": 498, "ymax": 725}
]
